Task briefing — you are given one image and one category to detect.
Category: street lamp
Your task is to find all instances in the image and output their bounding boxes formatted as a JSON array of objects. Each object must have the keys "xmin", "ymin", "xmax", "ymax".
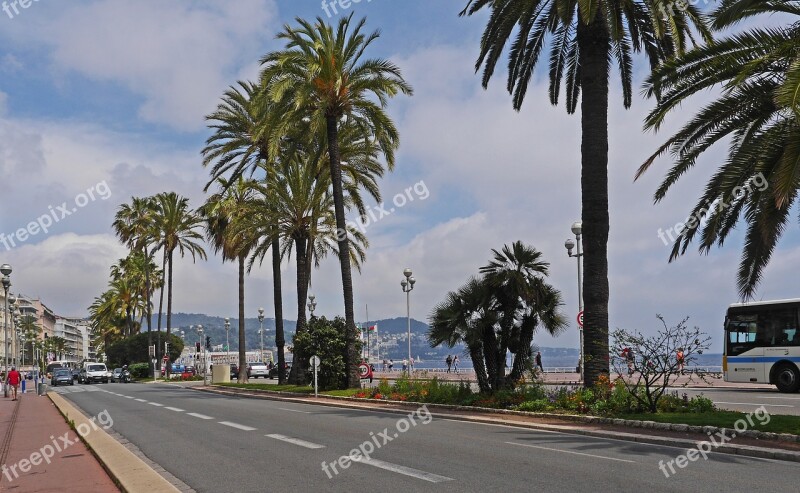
[
  {"xmin": 1, "ymin": 264, "xmax": 11, "ymax": 398},
  {"xmin": 401, "ymin": 268, "xmax": 416, "ymax": 375},
  {"xmin": 224, "ymin": 318, "xmax": 230, "ymax": 364},
  {"xmin": 565, "ymin": 221, "xmax": 584, "ymax": 382},
  {"xmin": 258, "ymin": 308, "xmax": 265, "ymax": 362},
  {"xmin": 11, "ymin": 305, "xmax": 19, "ymax": 367},
  {"xmin": 307, "ymin": 295, "xmax": 317, "ymax": 318},
  {"xmin": 197, "ymin": 324, "xmax": 206, "ymax": 384}
]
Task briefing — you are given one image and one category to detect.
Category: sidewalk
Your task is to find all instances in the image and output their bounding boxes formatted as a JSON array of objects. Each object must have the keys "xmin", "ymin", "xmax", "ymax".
[{"xmin": 0, "ymin": 387, "xmax": 118, "ymax": 492}]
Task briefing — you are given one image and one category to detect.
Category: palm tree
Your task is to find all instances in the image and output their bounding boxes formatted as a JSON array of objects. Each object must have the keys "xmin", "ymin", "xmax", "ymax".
[
  {"xmin": 461, "ymin": 0, "xmax": 711, "ymax": 386},
  {"xmin": 429, "ymin": 242, "xmax": 565, "ymax": 392},
  {"xmin": 202, "ymin": 81, "xmax": 289, "ymax": 384},
  {"xmin": 202, "ymin": 177, "xmax": 262, "ymax": 382},
  {"xmin": 260, "ymin": 14, "xmax": 413, "ymax": 388},
  {"xmin": 18, "ymin": 315, "xmax": 41, "ymax": 368},
  {"xmin": 637, "ymin": 0, "xmax": 800, "ymax": 299},
  {"xmin": 153, "ymin": 192, "xmax": 207, "ymax": 375}
]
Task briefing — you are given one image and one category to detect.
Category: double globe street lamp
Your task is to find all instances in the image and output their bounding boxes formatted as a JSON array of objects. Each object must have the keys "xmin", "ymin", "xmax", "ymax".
[
  {"xmin": 224, "ymin": 318, "xmax": 231, "ymax": 364},
  {"xmin": 564, "ymin": 221, "xmax": 584, "ymax": 382},
  {"xmin": 258, "ymin": 308, "xmax": 265, "ymax": 363},
  {"xmin": 401, "ymin": 268, "xmax": 416, "ymax": 374},
  {"xmin": 1, "ymin": 264, "xmax": 12, "ymax": 398}
]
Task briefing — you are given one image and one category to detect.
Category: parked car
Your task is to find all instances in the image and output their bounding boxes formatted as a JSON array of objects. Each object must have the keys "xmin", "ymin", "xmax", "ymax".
[
  {"xmin": 79, "ymin": 363, "xmax": 110, "ymax": 384},
  {"xmin": 111, "ymin": 368, "xmax": 123, "ymax": 382},
  {"xmin": 248, "ymin": 362, "xmax": 269, "ymax": 379},
  {"xmin": 51, "ymin": 369, "xmax": 74, "ymax": 386},
  {"xmin": 72, "ymin": 368, "xmax": 80, "ymax": 381},
  {"xmin": 268, "ymin": 363, "xmax": 290, "ymax": 380},
  {"xmin": 230, "ymin": 365, "xmax": 240, "ymax": 380}
]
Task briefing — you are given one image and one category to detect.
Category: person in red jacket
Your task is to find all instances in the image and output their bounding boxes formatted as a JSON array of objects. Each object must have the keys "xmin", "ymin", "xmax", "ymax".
[{"xmin": 6, "ymin": 366, "xmax": 21, "ymax": 401}]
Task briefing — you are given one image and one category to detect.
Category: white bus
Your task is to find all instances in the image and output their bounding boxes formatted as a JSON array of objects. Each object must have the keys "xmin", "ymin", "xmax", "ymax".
[{"xmin": 724, "ymin": 298, "xmax": 800, "ymax": 392}]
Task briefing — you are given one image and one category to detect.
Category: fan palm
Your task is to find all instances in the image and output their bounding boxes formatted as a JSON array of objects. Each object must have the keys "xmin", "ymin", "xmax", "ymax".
[
  {"xmin": 153, "ymin": 192, "xmax": 207, "ymax": 375},
  {"xmin": 260, "ymin": 14, "xmax": 413, "ymax": 387},
  {"xmin": 202, "ymin": 80, "xmax": 288, "ymax": 382},
  {"xmin": 637, "ymin": 0, "xmax": 800, "ymax": 299},
  {"xmin": 461, "ymin": 0, "xmax": 711, "ymax": 386},
  {"xmin": 202, "ymin": 177, "xmax": 262, "ymax": 382}
]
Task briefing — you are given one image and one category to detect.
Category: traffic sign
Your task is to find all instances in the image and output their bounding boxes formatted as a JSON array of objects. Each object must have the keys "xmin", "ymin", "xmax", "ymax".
[
  {"xmin": 358, "ymin": 363, "xmax": 371, "ymax": 379},
  {"xmin": 309, "ymin": 355, "xmax": 321, "ymax": 369},
  {"xmin": 577, "ymin": 311, "xmax": 584, "ymax": 328}
]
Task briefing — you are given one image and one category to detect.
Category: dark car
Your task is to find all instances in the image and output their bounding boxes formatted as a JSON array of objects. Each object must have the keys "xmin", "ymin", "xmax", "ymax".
[
  {"xmin": 72, "ymin": 368, "xmax": 80, "ymax": 380},
  {"xmin": 51, "ymin": 369, "xmax": 74, "ymax": 386},
  {"xmin": 230, "ymin": 365, "xmax": 240, "ymax": 380},
  {"xmin": 269, "ymin": 363, "xmax": 290, "ymax": 380}
]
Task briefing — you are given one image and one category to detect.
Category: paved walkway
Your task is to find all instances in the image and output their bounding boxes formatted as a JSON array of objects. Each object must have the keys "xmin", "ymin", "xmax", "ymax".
[{"xmin": 0, "ymin": 385, "xmax": 118, "ymax": 492}]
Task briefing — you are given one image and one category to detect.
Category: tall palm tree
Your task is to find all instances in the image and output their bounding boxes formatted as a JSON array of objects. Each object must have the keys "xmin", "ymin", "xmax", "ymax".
[
  {"xmin": 461, "ymin": 0, "xmax": 711, "ymax": 386},
  {"xmin": 637, "ymin": 0, "xmax": 800, "ymax": 299},
  {"xmin": 153, "ymin": 192, "xmax": 207, "ymax": 375},
  {"xmin": 202, "ymin": 177, "xmax": 261, "ymax": 382},
  {"xmin": 202, "ymin": 80, "xmax": 288, "ymax": 383},
  {"xmin": 260, "ymin": 14, "xmax": 413, "ymax": 388}
]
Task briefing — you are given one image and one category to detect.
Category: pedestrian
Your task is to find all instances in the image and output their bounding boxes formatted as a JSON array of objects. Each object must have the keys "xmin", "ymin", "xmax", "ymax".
[
  {"xmin": 382, "ymin": 359, "xmax": 388, "ymax": 372},
  {"xmin": 6, "ymin": 366, "xmax": 21, "ymax": 401},
  {"xmin": 388, "ymin": 359, "xmax": 394, "ymax": 372},
  {"xmin": 535, "ymin": 352, "xmax": 543, "ymax": 373},
  {"xmin": 402, "ymin": 358, "xmax": 408, "ymax": 372},
  {"xmin": 625, "ymin": 348, "xmax": 635, "ymax": 375},
  {"xmin": 453, "ymin": 355, "xmax": 460, "ymax": 373},
  {"xmin": 446, "ymin": 355, "xmax": 453, "ymax": 373},
  {"xmin": 676, "ymin": 348, "xmax": 685, "ymax": 375}
]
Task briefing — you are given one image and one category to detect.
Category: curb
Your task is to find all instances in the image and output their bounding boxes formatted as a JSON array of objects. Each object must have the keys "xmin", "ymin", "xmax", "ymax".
[
  {"xmin": 195, "ymin": 385, "xmax": 800, "ymax": 463},
  {"xmin": 49, "ymin": 392, "xmax": 180, "ymax": 493}
]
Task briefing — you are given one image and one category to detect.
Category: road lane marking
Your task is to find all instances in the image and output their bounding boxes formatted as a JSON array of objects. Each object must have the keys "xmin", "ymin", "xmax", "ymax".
[
  {"xmin": 187, "ymin": 413, "xmax": 214, "ymax": 420},
  {"xmin": 713, "ymin": 401, "xmax": 794, "ymax": 408},
  {"xmin": 266, "ymin": 434, "xmax": 325, "ymax": 449},
  {"xmin": 351, "ymin": 457, "xmax": 454, "ymax": 483},
  {"xmin": 761, "ymin": 396, "xmax": 800, "ymax": 401},
  {"xmin": 506, "ymin": 441, "xmax": 636, "ymax": 463},
  {"xmin": 134, "ymin": 399, "xmax": 147, "ymax": 402},
  {"xmin": 277, "ymin": 407, "xmax": 312, "ymax": 414},
  {"xmin": 165, "ymin": 407, "xmax": 185, "ymax": 412},
  {"xmin": 219, "ymin": 421, "xmax": 257, "ymax": 431},
  {"xmin": 124, "ymin": 396, "xmax": 134, "ymax": 399},
  {"xmin": 149, "ymin": 402, "xmax": 164, "ymax": 407}
]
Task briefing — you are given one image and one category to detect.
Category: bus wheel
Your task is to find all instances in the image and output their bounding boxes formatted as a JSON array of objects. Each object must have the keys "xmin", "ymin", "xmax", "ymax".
[{"xmin": 774, "ymin": 364, "xmax": 800, "ymax": 393}]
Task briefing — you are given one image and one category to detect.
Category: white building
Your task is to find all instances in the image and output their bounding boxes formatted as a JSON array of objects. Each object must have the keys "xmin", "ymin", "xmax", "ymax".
[{"xmin": 54, "ymin": 317, "xmax": 85, "ymax": 364}]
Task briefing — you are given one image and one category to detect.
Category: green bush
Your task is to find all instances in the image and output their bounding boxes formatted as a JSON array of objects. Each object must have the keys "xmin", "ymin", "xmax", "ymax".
[
  {"xmin": 292, "ymin": 316, "xmax": 361, "ymax": 390},
  {"xmin": 517, "ymin": 400, "xmax": 553, "ymax": 412},
  {"xmin": 128, "ymin": 363, "xmax": 150, "ymax": 379},
  {"xmin": 106, "ymin": 333, "xmax": 183, "ymax": 367},
  {"xmin": 688, "ymin": 395, "xmax": 715, "ymax": 413}
]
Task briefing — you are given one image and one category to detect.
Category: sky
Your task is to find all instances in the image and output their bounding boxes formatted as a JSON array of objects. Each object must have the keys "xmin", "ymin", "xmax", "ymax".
[{"xmin": 0, "ymin": 0, "xmax": 797, "ymax": 352}]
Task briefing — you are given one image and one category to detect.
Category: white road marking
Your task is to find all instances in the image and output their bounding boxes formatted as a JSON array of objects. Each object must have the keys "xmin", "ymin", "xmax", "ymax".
[
  {"xmin": 124, "ymin": 396, "xmax": 134, "ymax": 399},
  {"xmin": 760, "ymin": 396, "xmax": 800, "ymax": 401},
  {"xmin": 713, "ymin": 401, "xmax": 794, "ymax": 408},
  {"xmin": 149, "ymin": 402, "xmax": 164, "ymax": 407},
  {"xmin": 277, "ymin": 407, "xmax": 312, "ymax": 414},
  {"xmin": 134, "ymin": 398, "xmax": 147, "ymax": 402},
  {"xmin": 187, "ymin": 413, "xmax": 214, "ymax": 420},
  {"xmin": 165, "ymin": 407, "xmax": 185, "ymax": 412},
  {"xmin": 219, "ymin": 421, "xmax": 257, "ymax": 431},
  {"xmin": 266, "ymin": 434, "xmax": 325, "ymax": 449},
  {"xmin": 506, "ymin": 441, "xmax": 636, "ymax": 463},
  {"xmin": 351, "ymin": 457, "xmax": 454, "ymax": 483}
]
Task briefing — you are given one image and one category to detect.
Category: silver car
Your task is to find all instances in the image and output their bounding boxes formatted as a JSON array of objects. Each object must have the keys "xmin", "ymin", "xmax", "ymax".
[{"xmin": 248, "ymin": 362, "xmax": 269, "ymax": 378}]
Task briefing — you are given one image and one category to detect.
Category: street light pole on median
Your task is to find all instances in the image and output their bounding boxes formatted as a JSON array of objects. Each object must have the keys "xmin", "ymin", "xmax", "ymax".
[
  {"xmin": 1, "ymin": 264, "xmax": 12, "ymax": 398},
  {"xmin": 258, "ymin": 308, "xmax": 265, "ymax": 363},
  {"xmin": 401, "ymin": 268, "xmax": 415, "ymax": 376},
  {"xmin": 565, "ymin": 221, "xmax": 584, "ymax": 383}
]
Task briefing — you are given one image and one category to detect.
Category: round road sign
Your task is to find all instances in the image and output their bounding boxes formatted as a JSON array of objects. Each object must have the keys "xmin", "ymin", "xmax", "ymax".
[
  {"xmin": 577, "ymin": 311, "xmax": 584, "ymax": 328},
  {"xmin": 309, "ymin": 355, "xmax": 321, "ymax": 368},
  {"xmin": 358, "ymin": 363, "xmax": 371, "ymax": 379}
]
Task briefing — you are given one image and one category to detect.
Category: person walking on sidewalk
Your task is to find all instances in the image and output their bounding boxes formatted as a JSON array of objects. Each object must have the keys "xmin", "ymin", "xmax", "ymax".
[
  {"xmin": 535, "ymin": 352, "xmax": 544, "ymax": 373},
  {"xmin": 446, "ymin": 355, "xmax": 453, "ymax": 373},
  {"xmin": 676, "ymin": 348, "xmax": 685, "ymax": 375},
  {"xmin": 453, "ymin": 355, "xmax": 460, "ymax": 373},
  {"xmin": 6, "ymin": 366, "xmax": 21, "ymax": 401}
]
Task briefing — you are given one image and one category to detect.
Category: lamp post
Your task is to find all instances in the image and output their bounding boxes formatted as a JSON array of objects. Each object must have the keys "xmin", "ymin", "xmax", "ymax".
[
  {"xmin": 11, "ymin": 305, "xmax": 19, "ymax": 367},
  {"xmin": 258, "ymin": 308, "xmax": 265, "ymax": 362},
  {"xmin": 224, "ymin": 318, "xmax": 230, "ymax": 364},
  {"xmin": 565, "ymin": 221, "xmax": 584, "ymax": 383},
  {"xmin": 1, "ymin": 264, "xmax": 12, "ymax": 398},
  {"xmin": 197, "ymin": 325, "xmax": 206, "ymax": 384},
  {"xmin": 307, "ymin": 295, "xmax": 316, "ymax": 318},
  {"xmin": 401, "ymin": 268, "xmax": 416, "ymax": 375}
]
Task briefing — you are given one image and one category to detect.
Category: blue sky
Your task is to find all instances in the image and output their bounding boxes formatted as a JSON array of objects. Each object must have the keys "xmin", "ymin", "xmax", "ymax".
[{"xmin": 0, "ymin": 0, "xmax": 797, "ymax": 352}]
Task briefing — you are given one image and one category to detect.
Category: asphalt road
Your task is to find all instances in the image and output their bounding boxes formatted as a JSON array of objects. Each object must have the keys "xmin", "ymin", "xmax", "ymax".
[
  {"xmin": 52, "ymin": 382, "xmax": 799, "ymax": 492},
  {"xmin": 672, "ymin": 387, "xmax": 800, "ymax": 416}
]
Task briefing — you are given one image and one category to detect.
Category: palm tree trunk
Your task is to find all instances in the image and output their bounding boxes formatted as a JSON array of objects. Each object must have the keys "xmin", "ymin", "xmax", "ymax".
[
  {"xmin": 469, "ymin": 343, "xmax": 491, "ymax": 393},
  {"xmin": 577, "ymin": 16, "xmax": 611, "ymax": 388},
  {"xmin": 238, "ymin": 255, "xmax": 248, "ymax": 383},
  {"xmin": 482, "ymin": 327, "xmax": 500, "ymax": 392},
  {"xmin": 156, "ymin": 249, "xmax": 167, "ymax": 375},
  {"xmin": 272, "ymin": 237, "xmax": 286, "ymax": 385},
  {"xmin": 288, "ymin": 236, "xmax": 310, "ymax": 385},
  {"xmin": 145, "ymin": 246, "xmax": 153, "ymax": 376},
  {"xmin": 508, "ymin": 324, "xmax": 535, "ymax": 383},
  {"xmin": 326, "ymin": 115, "xmax": 360, "ymax": 389},
  {"xmin": 165, "ymin": 249, "xmax": 174, "ymax": 378}
]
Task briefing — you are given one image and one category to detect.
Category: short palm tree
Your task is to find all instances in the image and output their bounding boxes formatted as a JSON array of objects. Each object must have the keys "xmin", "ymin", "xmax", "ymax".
[
  {"xmin": 637, "ymin": 0, "xmax": 800, "ymax": 299},
  {"xmin": 202, "ymin": 177, "xmax": 261, "ymax": 382},
  {"xmin": 461, "ymin": 0, "xmax": 711, "ymax": 386},
  {"xmin": 260, "ymin": 14, "xmax": 413, "ymax": 388},
  {"xmin": 153, "ymin": 192, "xmax": 207, "ymax": 374}
]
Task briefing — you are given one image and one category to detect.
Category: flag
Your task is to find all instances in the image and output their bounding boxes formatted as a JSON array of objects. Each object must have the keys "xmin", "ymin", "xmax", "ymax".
[{"xmin": 368, "ymin": 324, "xmax": 377, "ymax": 332}]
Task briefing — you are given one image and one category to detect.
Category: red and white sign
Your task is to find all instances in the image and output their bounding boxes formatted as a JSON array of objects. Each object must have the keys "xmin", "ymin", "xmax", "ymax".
[
  {"xmin": 577, "ymin": 311, "xmax": 584, "ymax": 328},
  {"xmin": 358, "ymin": 363, "xmax": 372, "ymax": 379}
]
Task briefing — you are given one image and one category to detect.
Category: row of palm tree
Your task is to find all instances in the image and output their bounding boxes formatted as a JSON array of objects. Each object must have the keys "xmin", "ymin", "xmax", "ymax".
[{"xmin": 462, "ymin": 0, "xmax": 798, "ymax": 386}]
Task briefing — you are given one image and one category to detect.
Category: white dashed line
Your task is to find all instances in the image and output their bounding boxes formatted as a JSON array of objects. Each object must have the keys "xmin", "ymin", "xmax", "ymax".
[
  {"xmin": 165, "ymin": 407, "xmax": 185, "ymax": 412},
  {"xmin": 187, "ymin": 413, "xmax": 214, "ymax": 420},
  {"xmin": 266, "ymin": 434, "xmax": 325, "ymax": 449},
  {"xmin": 351, "ymin": 457, "xmax": 454, "ymax": 483},
  {"xmin": 278, "ymin": 408, "xmax": 312, "ymax": 414},
  {"xmin": 149, "ymin": 402, "xmax": 164, "ymax": 407},
  {"xmin": 219, "ymin": 421, "xmax": 257, "ymax": 431},
  {"xmin": 124, "ymin": 396, "xmax": 134, "ymax": 399},
  {"xmin": 505, "ymin": 441, "xmax": 636, "ymax": 462},
  {"xmin": 713, "ymin": 401, "xmax": 794, "ymax": 408},
  {"xmin": 134, "ymin": 398, "xmax": 147, "ymax": 402}
]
